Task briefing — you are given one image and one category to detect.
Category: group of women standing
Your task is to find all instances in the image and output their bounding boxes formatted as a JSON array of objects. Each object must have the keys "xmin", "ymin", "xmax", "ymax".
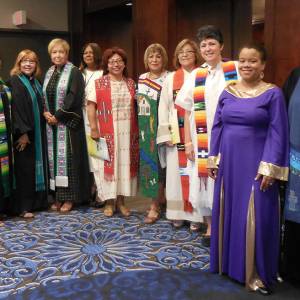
[{"xmin": 0, "ymin": 23, "xmax": 298, "ymax": 295}]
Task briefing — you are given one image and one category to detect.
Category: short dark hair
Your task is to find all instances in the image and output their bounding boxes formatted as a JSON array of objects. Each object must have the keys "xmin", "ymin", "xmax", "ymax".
[
  {"xmin": 196, "ymin": 25, "xmax": 224, "ymax": 45},
  {"xmin": 239, "ymin": 42, "xmax": 267, "ymax": 62},
  {"xmin": 102, "ymin": 47, "xmax": 128, "ymax": 77}
]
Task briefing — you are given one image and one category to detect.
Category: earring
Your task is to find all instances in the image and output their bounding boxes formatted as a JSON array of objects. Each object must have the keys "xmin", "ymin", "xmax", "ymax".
[{"xmin": 260, "ymin": 72, "xmax": 264, "ymax": 79}]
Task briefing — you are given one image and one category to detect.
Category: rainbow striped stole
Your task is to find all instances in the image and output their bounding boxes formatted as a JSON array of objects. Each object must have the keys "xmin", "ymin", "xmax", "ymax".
[
  {"xmin": 0, "ymin": 80, "xmax": 11, "ymax": 197},
  {"xmin": 138, "ymin": 78, "xmax": 162, "ymax": 94},
  {"xmin": 193, "ymin": 61, "xmax": 237, "ymax": 178}
]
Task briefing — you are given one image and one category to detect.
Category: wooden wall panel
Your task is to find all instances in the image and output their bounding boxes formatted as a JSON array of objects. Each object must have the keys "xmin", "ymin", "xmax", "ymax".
[
  {"xmin": 265, "ymin": 0, "xmax": 300, "ymax": 86},
  {"xmin": 81, "ymin": 0, "xmax": 251, "ymax": 79},
  {"xmin": 84, "ymin": 5, "xmax": 133, "ymax": 77}
]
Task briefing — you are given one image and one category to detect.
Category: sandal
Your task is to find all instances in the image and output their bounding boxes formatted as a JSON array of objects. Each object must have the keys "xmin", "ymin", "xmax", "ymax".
[
  {"xmin": 60, "ymin": 201, "xmax": 73, "ymax": 213},
  {"xmin": 104, "ymin": 201, "xmax": 115, "ymax": 217},
  {"xmin": 144, "ymin": 205, "xmax": 161, "ymax": 224},
  {"xmin": 20, "ymin": 212, "xmax": 34, "ymax": 219},
  {"xmin": 0, "ymin": 221, "xmax": 4, "ymax": 226},
  {"xmin": 190, "ymin": 222, "xmax": 201, "ymax": 232},
  {"xmin": 173, "ymin": 220, "xmax": 184, "ymax": 228},
  {"xmin": 50, "ymin": 201, "xmax": 61, "ymax": 211},
  {"xmin": 117, "ymin": 204, "xmax": 130, "ymax": 217}
]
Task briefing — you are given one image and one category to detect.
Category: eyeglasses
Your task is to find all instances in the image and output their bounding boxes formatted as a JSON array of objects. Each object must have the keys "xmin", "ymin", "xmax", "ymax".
[
  {"xmin": 178, "ymin": 50, "xmax": 195, "ymax": 56},
  {"xmin": 21, "ymin": 59, "xmax": 36, "ymax": 65},
  {"xmin": 108, "ymin": 59, "xmax": 124, "ymax": 65}
]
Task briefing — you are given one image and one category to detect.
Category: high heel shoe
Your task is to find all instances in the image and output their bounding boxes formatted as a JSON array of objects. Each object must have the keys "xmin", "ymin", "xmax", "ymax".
[{"xmin": 254, "ymin": 286, "xmax": 271, "ymax": 296}]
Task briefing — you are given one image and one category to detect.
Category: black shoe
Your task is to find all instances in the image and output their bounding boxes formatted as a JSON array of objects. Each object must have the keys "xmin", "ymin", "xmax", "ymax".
[
  {"xmin": 202, "ymin": 236, "xmax": 211, "ymax": 247},
  {"xmin": 255, "ymin": 286, "xmax": 271, "ymax": 296}
]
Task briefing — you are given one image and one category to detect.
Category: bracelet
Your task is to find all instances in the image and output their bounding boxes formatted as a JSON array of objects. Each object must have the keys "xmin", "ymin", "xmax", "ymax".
[{"xmin": 185, "ymin": 142, "xmax": 193, "ymax": 147}]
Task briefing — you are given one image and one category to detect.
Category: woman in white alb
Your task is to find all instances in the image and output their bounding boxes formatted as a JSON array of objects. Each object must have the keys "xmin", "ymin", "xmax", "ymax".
[
  {"xmin": 157, "ymin": 39, "xmax": 203, "ymax": 231},
  {"xmin": 175, "ymin": 26, "xmax": 239, "ymax": 246},
  {"xmin": 80, "ymin": 43, "xmax": 103, "ymax": 204}
]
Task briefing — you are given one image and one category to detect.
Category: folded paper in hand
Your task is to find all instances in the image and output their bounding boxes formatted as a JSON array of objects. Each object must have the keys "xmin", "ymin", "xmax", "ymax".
[
  {"xmin": 169, "ymin": 108, "xmax": 180, "ymax": 144},
  {"xmin": 86, "ymin": 135, "xmax": 110, "ymax": 161}
]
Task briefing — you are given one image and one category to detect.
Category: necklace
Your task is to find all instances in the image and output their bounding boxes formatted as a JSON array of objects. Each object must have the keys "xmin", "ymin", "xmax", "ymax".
[{"xmin": 84, "ymin": 70, "xmax": 96, "ymax": 87}]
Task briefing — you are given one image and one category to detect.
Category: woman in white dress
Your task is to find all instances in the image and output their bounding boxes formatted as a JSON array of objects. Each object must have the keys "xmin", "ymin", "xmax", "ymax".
[
  {"xmin": 88, "ymin": 47, "xmax": 139, "ymax": 217},
  {"xmin": 80, "ymin": 42, "xmax": 103, "ymax": 205},
  {"xmin": 136, "ymin": 44, "xmax": 169, "ymax": 223},
  {"xmin": 157, "ymin": 39, "xmax": 203, "ymax": 231},
  {"xmin": 176, "ymin": 26, "xmax": 239, "ymax": 245}
]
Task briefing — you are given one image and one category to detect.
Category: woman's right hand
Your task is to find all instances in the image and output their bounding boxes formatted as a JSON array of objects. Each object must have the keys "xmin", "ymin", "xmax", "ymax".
[
  {"xmin": 43, "ymin": 111, "xmax": 53, "ymax": 122},
  {"xmin": 208, "ymin": 168, "xmax": 218, "ymax": 180},
  {"xmin": 16, "ymin": 133, "xmax": 30, "ymax": 152},
  {"xmin": 185, "ymin": 142, "xmax": 195, "ymax": 161},
  {"xmin": 90, "ymin": 128, "xmax": 100, "ymax": 140}
]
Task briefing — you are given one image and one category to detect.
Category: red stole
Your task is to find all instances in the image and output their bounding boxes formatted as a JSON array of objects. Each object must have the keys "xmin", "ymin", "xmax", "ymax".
[
  {"xmin": 95, "ymin": 75, "xmax": 139, "ymax": 180},
  {"xmin": 173, "ymin": 68, "xmax": 193, "ymax": 213}
]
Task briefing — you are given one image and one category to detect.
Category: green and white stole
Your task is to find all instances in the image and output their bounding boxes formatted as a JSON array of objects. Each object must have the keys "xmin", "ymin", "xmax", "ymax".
[
  {"xmin": 43, "ymin": 62, "xmax": 73, "ymax": 190},
  {"xmin": 0, "ymin": 79, "xmax": 11, "ymax": 197},
  {"xmin": 18, "ymin": 74, "xmax": 45, "ymax": 191}
]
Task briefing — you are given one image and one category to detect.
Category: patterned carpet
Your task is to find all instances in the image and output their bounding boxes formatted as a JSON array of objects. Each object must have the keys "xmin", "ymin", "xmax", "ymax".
[{"xmin": 0, "ymin": 208, "xmax": 209, "ymax": 298}]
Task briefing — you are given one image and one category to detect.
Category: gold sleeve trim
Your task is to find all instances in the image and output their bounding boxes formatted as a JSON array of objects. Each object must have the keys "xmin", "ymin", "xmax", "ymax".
[
  {"xmin": 258, "ymin": 161, "xmax": 289, "ymax": 181},
  {"xmin": 207, "ymin": 155, "xmax": 220, "ymax": 168}
]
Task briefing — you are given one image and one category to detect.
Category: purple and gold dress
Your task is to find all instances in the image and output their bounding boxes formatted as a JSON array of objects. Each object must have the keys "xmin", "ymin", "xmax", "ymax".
[{"xmin": 208, "ymin": 82, "xmax": 289, "ymax": 289}]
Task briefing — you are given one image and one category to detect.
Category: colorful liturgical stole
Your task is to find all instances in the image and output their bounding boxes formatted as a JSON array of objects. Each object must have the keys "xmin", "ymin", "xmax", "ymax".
[{"xmin": 193, "ymin": 61, "xmax": 238, "ymax": 178}]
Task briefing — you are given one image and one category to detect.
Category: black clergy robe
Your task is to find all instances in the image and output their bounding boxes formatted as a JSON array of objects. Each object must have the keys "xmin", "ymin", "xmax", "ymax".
[
  {"xmin": 282, "ymin": 67, "xmax": 300, "ymax": 284},
  {"xmin": 45, "ymin": 66, "xmax": 90, "ymax": 204},
  {"xmin": 9, "ymin": 75, "xmax": 48, "ymax": 215}
]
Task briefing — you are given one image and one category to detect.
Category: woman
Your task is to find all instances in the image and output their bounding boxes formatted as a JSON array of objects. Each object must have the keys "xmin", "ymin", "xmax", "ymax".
[
  {"xmin": 208, "ymin": 43, "xmax": 289, "ymax": 294},
  {"xmin": 0, "ymin": 58, "xmax": 13, "ymax": 224},
  {"xmin": 10, "ymin": 50, "xmax": 48, "ymax": 218},
  {"xmin": 90, "ymin": 47, "xmax": 138, "ymax": 217},
  {"xmin": 157, "ymin": 39, "xmax": 203, "ymax": 230},
  {"xmin": 175, "ymin": 25, "xmax": 238, "ymax": 242},
  {"xmin": 79, "ymin": 42, "xmax": 103, "ymax": 205},
  {"xmin": 137, "ymin": 43, "xmax": 168, "ymax": 223},
  {"xmin": 282, "ymin": 67, "xmax": 300, "ymax": 283},
  {"xmin": 43, "ymin": 38, "xmax": 90, "ymax": 212}
]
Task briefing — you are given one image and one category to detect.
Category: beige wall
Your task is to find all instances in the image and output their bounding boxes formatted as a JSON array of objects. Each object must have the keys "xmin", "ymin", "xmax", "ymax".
[{"xmin": 0, "ymin": 0, "xmax": 68, "ymax": 31}]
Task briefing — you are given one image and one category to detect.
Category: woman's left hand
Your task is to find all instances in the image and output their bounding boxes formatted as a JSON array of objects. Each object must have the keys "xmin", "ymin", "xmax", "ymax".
[
  {"xmin": 255, "ymin": 174, "xmax": 276, "ymax": 192},
  {"xmin": 48, "ymin": 116, "xmax": 58, "ymax": 125}
]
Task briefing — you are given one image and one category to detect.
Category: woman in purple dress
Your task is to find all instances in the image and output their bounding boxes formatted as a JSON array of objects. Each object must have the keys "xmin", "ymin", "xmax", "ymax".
[{"xmin": 207, "ymin": 43, "xmax": 289, "ymax": 295}]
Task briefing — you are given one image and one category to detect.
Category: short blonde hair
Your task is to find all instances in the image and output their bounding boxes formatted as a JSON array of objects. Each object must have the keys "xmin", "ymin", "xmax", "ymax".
[
  {"xmin": 48, "ymin": 38, "xmax": 70, "ymax": 55},
  {"xmin": 173, "ymin": 39, "xmax": 201, "ymax": 70},
  {"xmin": 10, "ymin": 49, "xmax": 42, "ymax": 78},
  {"xmin": 143, "ymin": 43, "xmax": 168, "ymax": 71}
]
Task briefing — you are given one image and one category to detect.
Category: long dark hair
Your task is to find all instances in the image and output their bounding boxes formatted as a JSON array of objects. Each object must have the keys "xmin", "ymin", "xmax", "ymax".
[{"xmin": 80, "ymin": 42, "xmax": 102, "ymax": 71}]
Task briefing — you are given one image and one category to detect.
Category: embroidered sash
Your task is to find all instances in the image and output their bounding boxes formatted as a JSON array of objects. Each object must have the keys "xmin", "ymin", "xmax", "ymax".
[
  {"xmin": 0, "ymin": 79, "xmax": 11, "ymax": 197},
  {"xmin": 95, "ymin": 75, "xmax": 138, "ymax": 181},
  {"xmin": 18, "ymin": 75, "xmax": 45, "ymax": 191},
  {"xmin": 137, "ymin": 77, "xmax": 162, "ymax": 198},
  {"xmin": 172, "ymin": 69, "xmax": 193, "ymax": 212},
  {"xmin": 194, "ymin": 61, "xmax": 237, "ymax": 178},
  {"xmin": 43, "ymin": 62, "xmax": 73, "ymax": 190}
]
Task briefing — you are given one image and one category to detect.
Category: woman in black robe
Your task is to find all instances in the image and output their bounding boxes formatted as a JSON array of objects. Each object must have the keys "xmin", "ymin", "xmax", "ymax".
[
  {"xmin": 9, "ymin": 50, "xmax": 48, "ymax": 218},
  {"xmin": 282, "ymin": 67, "xmax": 300, "ymax": 284},
  {"xmin": 0, "ymin": 57, "xmax": 13, "ymax": 224},
  {"xmin": 43, "ymin": 38, "xmax": 90, "ymax": 212}
]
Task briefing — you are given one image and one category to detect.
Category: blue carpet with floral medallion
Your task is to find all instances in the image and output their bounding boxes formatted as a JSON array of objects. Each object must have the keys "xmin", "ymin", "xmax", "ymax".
[
  {"xmin": 1, "ymin": 208, "xmax": 299, "ymax": 300},
  {"xmin": 0, "ymin": 208, "xmax": 209, "ymax": 299}
]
